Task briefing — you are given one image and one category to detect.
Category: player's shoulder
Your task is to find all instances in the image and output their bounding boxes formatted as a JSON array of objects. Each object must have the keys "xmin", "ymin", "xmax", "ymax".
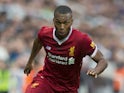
[
  {"xmin": 38, "ymin": 26, "xmax": 53, "ymax": 39},
  {"xmin": 40, "ymin": 26, "xmax": 53, "ymax": 32},
  {"xmin": 38, "ymin": 26, "xmax": 53, "ymax": 34},
  {"xmin": 72, "ymin": 28, "xmax": 90, "ymax": 39}
]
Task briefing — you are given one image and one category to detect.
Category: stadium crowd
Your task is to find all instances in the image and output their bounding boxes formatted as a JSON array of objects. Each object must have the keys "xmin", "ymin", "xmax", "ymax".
[{"xmin": 0, "ymin": 0, "xmax": 124, "ymax": 93}]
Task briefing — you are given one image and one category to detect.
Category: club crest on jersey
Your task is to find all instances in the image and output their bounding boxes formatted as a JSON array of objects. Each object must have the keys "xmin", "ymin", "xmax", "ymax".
[
  {"xmin": 90, "ymin": 42, "xmax": 95, "ymax": 49},
  {"xmin": 69, "ymin": 46, "xmax": 75, "ymax": 56}
]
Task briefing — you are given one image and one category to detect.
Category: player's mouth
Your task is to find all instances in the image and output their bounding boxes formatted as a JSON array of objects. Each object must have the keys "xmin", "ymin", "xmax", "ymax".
[{"xmin": 58, "ymin": 30, "xmax": 66, "ymax": 36}]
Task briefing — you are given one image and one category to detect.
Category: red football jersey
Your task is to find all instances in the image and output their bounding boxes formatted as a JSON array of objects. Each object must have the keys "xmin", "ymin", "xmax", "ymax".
[{"xmin": 37, "ymin": 26, "xmax": 97, "ymax": 91}]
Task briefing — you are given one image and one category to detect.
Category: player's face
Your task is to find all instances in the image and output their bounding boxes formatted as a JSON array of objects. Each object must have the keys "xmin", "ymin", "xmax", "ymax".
[{"xmin": 53, "ymin": 12, "xmax": 73, "ymax": 39}]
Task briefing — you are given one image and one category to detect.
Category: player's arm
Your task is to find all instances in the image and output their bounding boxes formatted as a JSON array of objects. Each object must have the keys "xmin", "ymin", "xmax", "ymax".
[
  {"xmin": 87, "ymin": 49, "xmax": 108, "ymax": 78},
  {"xmin": 24, "ymin": 37, "xmax": 43, "ymax": 76}
]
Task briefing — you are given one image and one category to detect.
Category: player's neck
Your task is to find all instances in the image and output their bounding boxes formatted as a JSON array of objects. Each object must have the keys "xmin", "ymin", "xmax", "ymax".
[{"xmin": 55, "ymin": 30, "xmax": 70, "ymax": 40}]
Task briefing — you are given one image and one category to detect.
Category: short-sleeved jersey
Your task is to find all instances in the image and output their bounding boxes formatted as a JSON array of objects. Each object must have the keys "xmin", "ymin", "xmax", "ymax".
[{"xmin": 37, "ymin": 26, "xmax": 97, "ymax": 91}]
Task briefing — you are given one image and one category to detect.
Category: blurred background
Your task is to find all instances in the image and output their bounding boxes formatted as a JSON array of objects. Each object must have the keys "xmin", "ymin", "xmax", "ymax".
[{"xmin": 0, "ymin": 0, "xmax": 124, "ymax": 93}]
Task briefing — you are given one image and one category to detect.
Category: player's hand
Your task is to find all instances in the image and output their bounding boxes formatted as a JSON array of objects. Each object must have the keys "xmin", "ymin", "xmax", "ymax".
[
  {"xmin": 87, "ymin": 68, "xmax": 98, "ymax": 78},
  {"xmin": 24, "ymin": 63, "xmax": 33, "ymax": 76}
]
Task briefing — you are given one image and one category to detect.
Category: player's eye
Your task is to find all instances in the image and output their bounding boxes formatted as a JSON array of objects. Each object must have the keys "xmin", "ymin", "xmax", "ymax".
[
  {"xmin": 55, "ymin": 21, "xmax": 70, "ymax": 25},
  {"xmin": 56, "ymin": 21, "xmax": 61, "ymax": 25},
  {"xmin": 64, "ymin": 22, "xmax": 70, "ymax": 24}
]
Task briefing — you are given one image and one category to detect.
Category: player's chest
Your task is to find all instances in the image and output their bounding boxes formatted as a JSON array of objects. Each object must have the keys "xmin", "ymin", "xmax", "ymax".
[
  {"xmin": 44, "ymin": 40, "xmax": 77, "ymax": 56},
  {"xmin": 44, "ymin": 41, "xmax": 78, "ymax": 65}
]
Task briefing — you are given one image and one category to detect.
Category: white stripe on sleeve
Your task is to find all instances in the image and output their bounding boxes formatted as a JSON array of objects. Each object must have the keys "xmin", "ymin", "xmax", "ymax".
[{"xmin": 90, "ymin": 45, "xmax": 98, "ymax": 58}]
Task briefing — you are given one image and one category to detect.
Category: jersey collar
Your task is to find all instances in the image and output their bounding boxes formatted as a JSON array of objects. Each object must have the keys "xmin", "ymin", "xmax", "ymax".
[{"xmin": 53, "ymin": 26, "xmax": 72, "ymax": 45}]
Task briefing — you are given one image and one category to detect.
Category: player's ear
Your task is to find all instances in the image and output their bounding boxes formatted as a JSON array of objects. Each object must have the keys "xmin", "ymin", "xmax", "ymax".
[
  {"xmin": 53, "ymin": 18, "xmax": 56, "ymax": 24},
  {"xmin": 70, "ymin": 19, "xmax": 73, "ymax": 25},
  {"xmin": 71, "ymin": 19, "xmax": 73, "ymax": 23},
  {"xmin": 53, "ymin": 18, "xmax": 55, "ymax": 22}
]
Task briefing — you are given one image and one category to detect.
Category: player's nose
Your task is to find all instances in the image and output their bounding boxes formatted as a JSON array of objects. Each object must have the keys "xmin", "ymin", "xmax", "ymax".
[{"xmin": 60, "ymin": 24, "xmax": 64, "ymax": 29}]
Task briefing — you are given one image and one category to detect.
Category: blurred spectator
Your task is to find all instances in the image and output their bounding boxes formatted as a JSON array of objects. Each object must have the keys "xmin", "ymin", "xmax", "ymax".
[
  {"xmin": 113, "ymin": 62, "xmax": 124, "ymax": 93},
  {"xmin": 0, "ymin": 59, "xmax": 10, "ymax": 93},
  {"xmin": 0, "ymin": 11, "xmax": 11, "ymax": 33}
]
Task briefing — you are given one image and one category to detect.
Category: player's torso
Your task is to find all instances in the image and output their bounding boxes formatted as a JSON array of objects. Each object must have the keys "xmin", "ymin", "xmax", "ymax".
[
  {"xmin": 38, "ymin": 26, "xmax": 87, "ymax": 91},
  {"xmin": 42, "ymin": 27, "xmax": 84, "ymax": 66}
]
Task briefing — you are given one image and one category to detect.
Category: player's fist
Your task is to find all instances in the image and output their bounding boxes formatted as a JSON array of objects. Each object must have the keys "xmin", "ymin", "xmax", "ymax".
[
  {"xmin": 87, "ymin": 68, "xmax": 98, "ymax": 78},
  {"xmin": 24, "ymin": 63, "xmax": 33, "ymax": 76}
]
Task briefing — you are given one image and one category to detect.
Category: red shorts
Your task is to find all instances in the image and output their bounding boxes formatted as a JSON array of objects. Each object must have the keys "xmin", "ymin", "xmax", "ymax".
[{"xmin": 25, "ymin": 75, "xmax": 78, "ymax": 93}]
